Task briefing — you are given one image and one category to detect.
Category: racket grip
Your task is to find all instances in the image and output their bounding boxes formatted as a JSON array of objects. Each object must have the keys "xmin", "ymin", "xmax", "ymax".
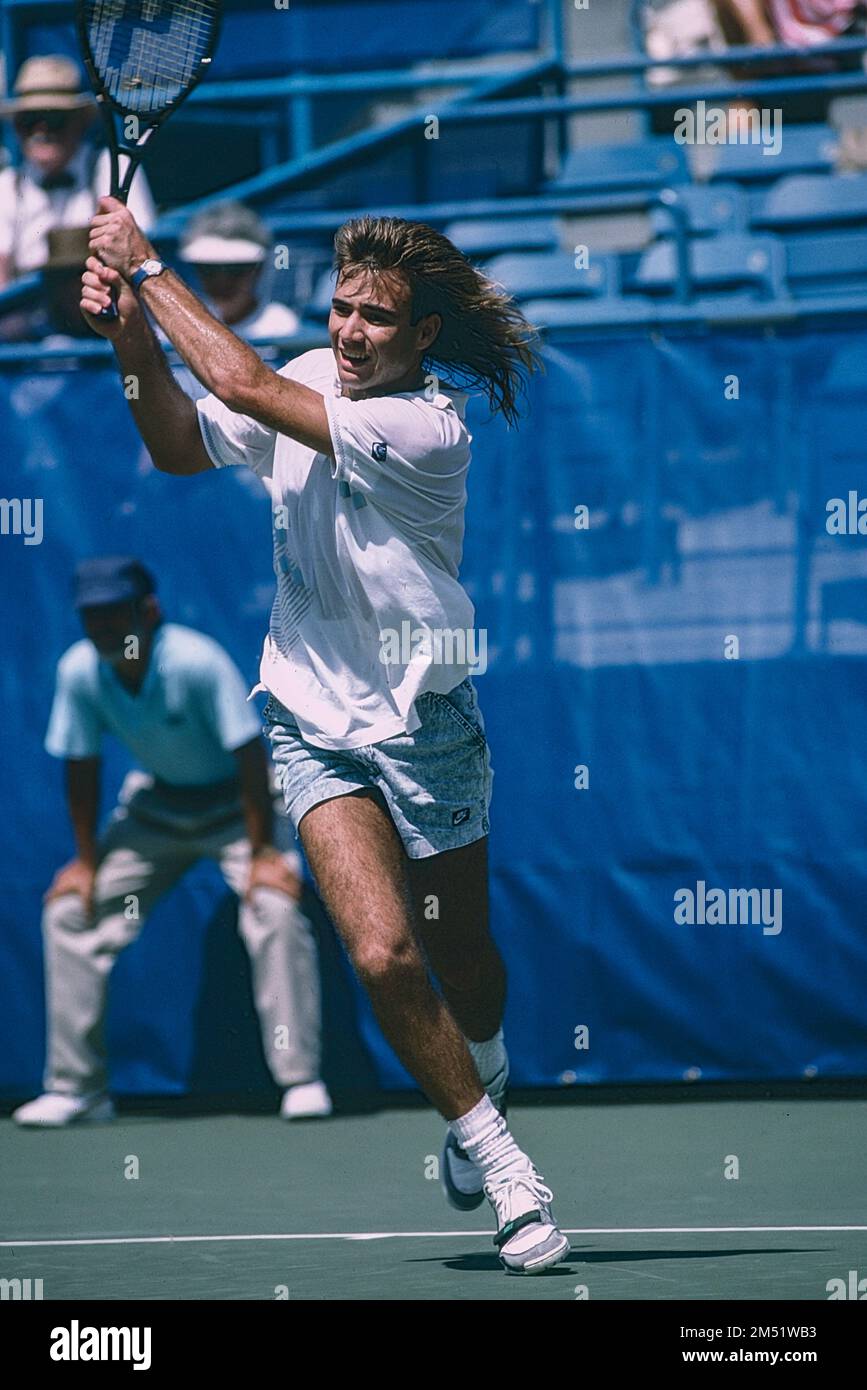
[{"xmin": 98, "ymin": 286, "xmax": 119, "ymax": 322}]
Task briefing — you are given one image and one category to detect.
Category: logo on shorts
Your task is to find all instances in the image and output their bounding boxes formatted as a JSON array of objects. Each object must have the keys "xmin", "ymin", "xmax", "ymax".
[
  {"xmin": 371, "ymin": 441, "xmax": 388, "ymax": 462},
  {"xmin": 452, "ymin": 807, "xmax": 471, "ymax": 826}
]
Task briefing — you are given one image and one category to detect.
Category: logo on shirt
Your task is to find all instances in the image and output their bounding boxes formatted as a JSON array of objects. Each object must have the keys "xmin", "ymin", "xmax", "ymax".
[
  {"xmin": 452, "ymin": 807, "xmax": 472, "ymax": 827},
  {"xmin": 371, "ymin": 441, "xmax": 388, "ymax": 462}
]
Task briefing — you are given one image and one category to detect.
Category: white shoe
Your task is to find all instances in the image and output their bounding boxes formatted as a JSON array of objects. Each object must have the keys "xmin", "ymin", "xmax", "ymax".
[
  {"xmin": 12, "ymin": 1092, "xmax": 115, "ymax": 1127},
  {"xmin": 485, "ymin": 1164, "xmax": 570, "ymax": 1274},
  {"xmin": 280, "ymin": 1081, "xmax": 333, "ymax": 1120}
]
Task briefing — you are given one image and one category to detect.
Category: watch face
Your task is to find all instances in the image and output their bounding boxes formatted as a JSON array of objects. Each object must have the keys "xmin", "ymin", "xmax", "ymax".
[{"xmin": 142, "ymin": 259, "xmax": 162, "ymax": 275}]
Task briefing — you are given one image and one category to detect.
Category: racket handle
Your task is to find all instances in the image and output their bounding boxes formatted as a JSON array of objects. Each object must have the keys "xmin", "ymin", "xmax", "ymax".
[{"xmin": 98, "ymin": 285, "xmax": 119, "ymax": 322}]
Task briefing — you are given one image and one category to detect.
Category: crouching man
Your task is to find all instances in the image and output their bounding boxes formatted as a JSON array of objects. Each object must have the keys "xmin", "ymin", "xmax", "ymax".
[{"xmin": 15, "ymin": 555, "xmax": 331, "ymax": 1125}]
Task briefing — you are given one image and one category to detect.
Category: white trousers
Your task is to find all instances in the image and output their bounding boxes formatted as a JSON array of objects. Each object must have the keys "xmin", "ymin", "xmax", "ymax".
[{"xmin": 42, "ymin": 773, "xmax": 323, "ymax": 1095}]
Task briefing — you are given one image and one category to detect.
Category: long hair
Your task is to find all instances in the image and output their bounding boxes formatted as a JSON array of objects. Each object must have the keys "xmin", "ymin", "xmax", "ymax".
[{"xmin": 333, "ymin": 216, "xmax": 544, "ymax": 428}]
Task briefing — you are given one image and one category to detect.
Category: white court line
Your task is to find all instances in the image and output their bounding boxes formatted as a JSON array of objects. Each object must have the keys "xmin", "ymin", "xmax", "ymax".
[{"xmin": 2, "ymin": 1225, "xmax": 867, "ymax": 1249}]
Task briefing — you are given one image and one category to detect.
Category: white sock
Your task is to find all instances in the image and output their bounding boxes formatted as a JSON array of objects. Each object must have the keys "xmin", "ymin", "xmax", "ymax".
[
  {"xmin": 466, "ymin": 1027, "xmax": 508, "ymax": 1100},
  {"xmin": 449, "ymin": 1094, "xmax": 528, "ymax": 1182}
]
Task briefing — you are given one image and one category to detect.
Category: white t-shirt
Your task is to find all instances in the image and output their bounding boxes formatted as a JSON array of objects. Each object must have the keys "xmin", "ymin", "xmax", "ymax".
[
  {"xmin": 196, "ymin": 347, "xmax": 476, "ymax": 750},
  {"xmin": 0, "ymin": 145, "xmax": 156, "ymax": 274}
]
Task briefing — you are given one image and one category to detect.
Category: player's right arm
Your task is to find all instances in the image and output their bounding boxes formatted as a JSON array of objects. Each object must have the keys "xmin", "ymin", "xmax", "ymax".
[
  {"xmin": 80, "ymin": 256, "xmax": 212, "ymax": 476},
  {"xmin": 44, "ymin": 758, "xmax": 101, "ymax": 909}
]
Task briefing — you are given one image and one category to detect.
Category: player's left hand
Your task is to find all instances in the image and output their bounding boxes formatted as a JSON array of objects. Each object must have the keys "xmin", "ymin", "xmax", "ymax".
[
  {"xmin": 246, "ymin": 847, "xmax": 303, "ymax": 903},
  {"xmin": 88, "ymin": 196, "xmax": 155, "ymax": 281}
]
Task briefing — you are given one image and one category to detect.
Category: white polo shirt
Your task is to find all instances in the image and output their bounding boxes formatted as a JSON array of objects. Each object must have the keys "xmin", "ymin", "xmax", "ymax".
[
  {"xmin": 196, "ymin": 347, "xmax": 476, "ymax": 750},
  {"xmin": 45, "ymin": 623, "xmax": 262, "ymax": 784}
]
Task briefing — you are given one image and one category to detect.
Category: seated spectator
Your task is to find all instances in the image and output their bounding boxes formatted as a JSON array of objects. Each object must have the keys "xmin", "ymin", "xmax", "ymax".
[
  {"xmin": 42, "ymin": 228, "xmax": 93, "ymax": 340},
  {"xmin": 0, "ymin": 226, "xmax": 92, "ymax": 345},
  {"xmin": 714, "ymin": 0, "xmax": 863, "ymax": 55},
  {"xmin": 712, "ymin": 0, "xmax": 866, "ymax": 120},
  {"xmin": 178, "ymin": 201, "xmax": 300, "ymax": 339},
  {"xmin": 644, "ymin": 1, "xmax": 730, "ymax": 88},
  {"xmin": 644, "ymin": 0, "xmax": 866, "ymax": 131},
  {"xmin": 0, "ymin": 55, "xmax": 155, "ymax": 291},
  {"xmin": 643, "ymin": 1, "xmax": 746, "ymax": 133}
]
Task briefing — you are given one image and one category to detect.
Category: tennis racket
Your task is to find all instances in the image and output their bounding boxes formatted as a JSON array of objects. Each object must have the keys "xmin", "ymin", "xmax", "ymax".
[{"xmin": 75, "ymin": 0, "xmax": 223, "ymax": 320}]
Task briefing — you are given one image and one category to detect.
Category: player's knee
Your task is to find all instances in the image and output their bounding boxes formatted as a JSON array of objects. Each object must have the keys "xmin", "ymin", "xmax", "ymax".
[{"xmin": 353, "ymin": 935, "xmax": 422, "ymax": 989}]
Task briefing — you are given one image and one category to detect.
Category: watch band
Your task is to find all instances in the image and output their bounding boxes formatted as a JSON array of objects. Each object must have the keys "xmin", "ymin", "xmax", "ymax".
[{"xmin": 130, "ymin": 260, "xmax": 165, "ymax": 291}]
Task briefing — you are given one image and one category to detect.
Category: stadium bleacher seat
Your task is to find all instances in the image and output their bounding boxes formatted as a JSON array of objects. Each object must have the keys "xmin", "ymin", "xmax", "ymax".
[
  {"xmin": 445, "ymin": 216, "xmax": 561, "ymax": 259},
  {"xmin": 650, "ymin": 183, "xmax": 749, "ymax": 239},
  {"xmin": 753, "ymin": 172, "xmax": 867, "ymax": 231},
  {"xmin": 782, "ymin": 230, "xmax": 867, "ymax": 297},
  {"xmin": 520, "ymin": 295, "xmax": 653, "ymax": 328},
  {"xmin": 483, "ymin": 250, "xmax": 620, "ymax": 301},
  {"xmin": 632, "ymin": 232, "xmax": 787, "ymax": 299},
  {"xmin": 546, "ymin": 136, "xmax": 688, "ymax": 194},
  {"xmin": 692, "ymin": 122, "xmax": 837, "ymax": 184}
]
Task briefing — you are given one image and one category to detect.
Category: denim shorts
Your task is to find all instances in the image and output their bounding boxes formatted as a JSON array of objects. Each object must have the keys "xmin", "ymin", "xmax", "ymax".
[{"xmin": 262, "ymin": 677, "xmax": 493, "ymax": 859}]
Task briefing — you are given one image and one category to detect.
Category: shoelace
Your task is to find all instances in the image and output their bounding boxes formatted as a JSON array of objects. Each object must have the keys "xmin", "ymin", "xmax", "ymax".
[{"xmin": 486, "ymin": 1168, "xmax": 554, "ymax": 1222}]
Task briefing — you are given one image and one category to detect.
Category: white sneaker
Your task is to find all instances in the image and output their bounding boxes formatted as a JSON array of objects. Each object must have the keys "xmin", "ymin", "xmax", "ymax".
[
  {"xmin": 280, "ymin": 1081, "xmax": 333, "ymax": 1120},
  {"xmin": 485, "ymin": 1164, "xmax": 570, "ymax": 1274},
  {"xmin": 12, "ymin": 1092, "xmax": 115, "ymax": 1127}
]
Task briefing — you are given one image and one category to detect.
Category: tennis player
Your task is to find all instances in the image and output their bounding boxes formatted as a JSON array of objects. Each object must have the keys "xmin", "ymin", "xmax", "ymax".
[{"xmin": 80, "ymin": 199, "xmax": 569, "ymax": 1274}]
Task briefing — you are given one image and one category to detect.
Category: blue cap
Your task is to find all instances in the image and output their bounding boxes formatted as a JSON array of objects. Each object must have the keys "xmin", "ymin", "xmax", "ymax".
[{"xmin": 73, "ymin": 556, "xmax": 156, "ymax": 610}]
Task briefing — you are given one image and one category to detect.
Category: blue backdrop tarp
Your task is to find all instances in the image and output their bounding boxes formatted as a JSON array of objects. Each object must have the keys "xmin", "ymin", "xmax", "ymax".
[{"xmin": 2, "ymin": 325, "xmax": 867, "ymax": 1096}]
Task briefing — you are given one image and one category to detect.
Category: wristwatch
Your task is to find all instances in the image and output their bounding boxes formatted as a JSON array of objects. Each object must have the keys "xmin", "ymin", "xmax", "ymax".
[{"xmin": 130, "ymin": 258, "xmax": 166, "ymax": 291}]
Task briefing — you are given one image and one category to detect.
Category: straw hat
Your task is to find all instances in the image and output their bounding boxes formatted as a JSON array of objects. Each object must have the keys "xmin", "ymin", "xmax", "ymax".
[{"xmin": 2, "ymin": 56, "xmax": 94, "ymax": 115}]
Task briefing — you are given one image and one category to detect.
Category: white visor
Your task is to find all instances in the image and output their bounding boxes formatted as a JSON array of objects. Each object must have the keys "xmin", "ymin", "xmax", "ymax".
[{"xmin": 180, "ymin": 235, "xmax": 267, "ymax": 265}]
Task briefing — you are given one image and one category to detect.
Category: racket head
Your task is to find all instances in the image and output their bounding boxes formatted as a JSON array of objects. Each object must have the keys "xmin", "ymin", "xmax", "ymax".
[{"xmin": 75, "ymin": 0, "xmax": 222, "ymax": 125}]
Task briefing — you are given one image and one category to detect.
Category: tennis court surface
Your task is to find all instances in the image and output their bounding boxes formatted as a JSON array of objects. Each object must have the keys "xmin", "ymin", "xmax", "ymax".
[{"xmin": 2, "ymin": 1089, "xmax": 864, "ymax": 1300}]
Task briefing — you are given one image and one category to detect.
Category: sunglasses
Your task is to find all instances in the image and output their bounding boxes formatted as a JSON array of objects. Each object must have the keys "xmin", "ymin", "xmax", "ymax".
[
  {"xmin": 15, "ymin": 110, "xmax": 74, "ymax": 134},
  {"xmin": 194, "ymin": 263, "xmax": 256, "ymax": 277}
]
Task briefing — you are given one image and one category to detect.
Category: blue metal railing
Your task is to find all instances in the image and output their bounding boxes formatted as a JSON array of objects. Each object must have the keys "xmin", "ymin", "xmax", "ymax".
[
  {"xmin": 0, "ymin": 0, "xmax": 564, "ymax": 164},
  {"xmin": 4, "ymin": 287, "xmax": 867, "ymax": 368},
  {"xmin": 5, "ymin": 6, "xmax": 867, "ymax": 336},
  {"xmin": 156, "ymin": 57, "xmax": 562, "ymax": 231},
  {"xmin": 152, "ymin": 37, "xmax": 867, "ymax": 231},
  {"xmin": 0, "ymin": 328, "xmax": 327, "ymax": 365}
]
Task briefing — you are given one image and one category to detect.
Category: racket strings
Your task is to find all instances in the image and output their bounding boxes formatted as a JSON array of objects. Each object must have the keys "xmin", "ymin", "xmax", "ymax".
[{"xmin": 84, "ymin": 0, "xmax": 219, "ymax": 115}]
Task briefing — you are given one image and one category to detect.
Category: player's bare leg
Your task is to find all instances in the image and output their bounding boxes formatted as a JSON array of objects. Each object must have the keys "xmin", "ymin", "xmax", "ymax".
[
  {"xmin": 299, "ymin": 790, "xmax": 569, "ymax": 1273},
  {"xmin": 297, "ymin": 789, "xmax": 483, "ymax": 1119},
  {"xmin": 409, "ymin": 837, "xmax": 506, "ymax": 1043},
  {"xmin": 409, "ymin": 839, "xmax": 511, "ymax": 1212}
]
